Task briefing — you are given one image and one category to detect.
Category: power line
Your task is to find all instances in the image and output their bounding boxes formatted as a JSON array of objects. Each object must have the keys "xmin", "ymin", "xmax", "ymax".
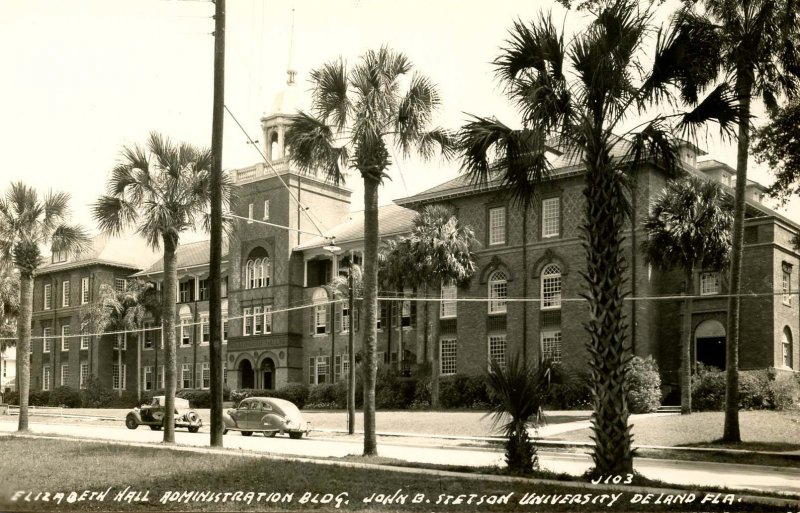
[{"xmin": 223, "ymin": 211, "xmax": 327, "ymax": 238}]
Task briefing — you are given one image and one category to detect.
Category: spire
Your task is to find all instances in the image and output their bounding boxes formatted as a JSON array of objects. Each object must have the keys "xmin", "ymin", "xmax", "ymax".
[{"xmin": 286, "ymin": 9, "xmax": 297, "ymax": 86}]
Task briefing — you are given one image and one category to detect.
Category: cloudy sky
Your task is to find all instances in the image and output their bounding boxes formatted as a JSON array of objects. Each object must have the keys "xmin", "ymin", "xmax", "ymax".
[{"xmin": 0, "ymin": 0, "xmax": 792, "ymax": 240}]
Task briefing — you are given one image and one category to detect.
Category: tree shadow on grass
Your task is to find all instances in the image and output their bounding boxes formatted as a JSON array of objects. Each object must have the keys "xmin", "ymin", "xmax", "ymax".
[{"xmin": 678, "ymin": 440, "xmax": 800, "ymax": 452}]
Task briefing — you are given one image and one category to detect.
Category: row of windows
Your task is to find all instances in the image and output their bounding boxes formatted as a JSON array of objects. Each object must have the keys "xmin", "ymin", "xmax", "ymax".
[
  {"xmin": 487, "ymin": 197, "xmax": 560, "ymax": 246},
  {"xmin": 487, "ymin": 265, "xmax": 561, "ymax": 315},
  {"xmin": 439, "ymin": 330, "xmax": 562, "ymax": 376},
  {"xmin": 178, "ymin": 277, "xmax": 228, "ymax": 303},
  {"xmin": 308, "ymin": 354, "xmax": 352, "ymax": 385},
  {"xmin": 42, "ymin": 278, "xmax": 93, "ymax": 310},
  {"xmin": 41, "ymin": 363, "xmax": 90, "ymax": 390}
]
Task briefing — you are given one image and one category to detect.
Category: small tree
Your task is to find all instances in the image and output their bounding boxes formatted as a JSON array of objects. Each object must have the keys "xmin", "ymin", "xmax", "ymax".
[
  {"xmin": 641, "ymin": 176, "xmax": 732, "ymax": 414},
  {"xmin": 485, "ymin": 354, "xmax": 551, "ymax": 474}
]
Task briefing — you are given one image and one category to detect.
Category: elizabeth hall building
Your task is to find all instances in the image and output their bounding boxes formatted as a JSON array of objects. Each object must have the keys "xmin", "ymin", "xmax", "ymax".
[{"xmin": 24, "ymin": 73, "xmax": 800, "ymax": 402}]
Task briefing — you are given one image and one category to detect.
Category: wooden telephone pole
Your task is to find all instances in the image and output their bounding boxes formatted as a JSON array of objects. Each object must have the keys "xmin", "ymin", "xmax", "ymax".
[{"xmin": 209, "ymin": 0, "xmax": 225, "ymax": 448}]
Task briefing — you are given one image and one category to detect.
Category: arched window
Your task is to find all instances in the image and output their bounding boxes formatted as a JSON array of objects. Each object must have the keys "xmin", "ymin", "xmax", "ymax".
[
  {"xmin": 488, "ymin": 270, "xmax": 508, "ymax": 314},
  {"xmin": 541, "ymin": 264, "xmax": 562, "ymax": 310},
  {"xmin": 254, "ymin": 258, "xmax": 263, "ymax": 288},
  {"xmin": 244, "ymin": 260, "xmax": 255, "ymax": 290},
  {"xmin": 244, "ymin": 248, "xmax": 271, "ymax": 289},
  {"xmin": 312, "ymin": 288, "xmax": 328, "ymax": 335},
  {"xmin": 269, "ymin": 131, "xmax": 280, "ymax": 161},
  {"xmin": 783, "ymin": 327, "xmax": 793, "ymax": 368}
]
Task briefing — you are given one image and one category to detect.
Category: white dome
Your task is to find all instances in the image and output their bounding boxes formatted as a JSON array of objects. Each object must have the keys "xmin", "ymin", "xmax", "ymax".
[{"xmin": 269, "ymin": 75, "xmax": 305, "ymax": 116}]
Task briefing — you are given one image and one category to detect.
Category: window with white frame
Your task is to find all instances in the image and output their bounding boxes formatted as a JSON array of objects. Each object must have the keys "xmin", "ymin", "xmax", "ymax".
[
  {"xmin": 143, "ymin": 322, "xmax": 153, "ymax": 349},
  {"xmin": 244, "ymin": 257, "xmax": 271, "ymax": 289},
  {"xmin": 541, "ymin": 329, "xmax": 562, "ymax": 363},
  {"xmin": 263, "ymin": 200, "xmax": 270, "ymax": 220},
  {"xmin": 341, "ymin": 353, "xmax": 350, "ymax": 378},
  {"xmin": 783, "ymin": 270, "xmax": 792, "ymax": 306},
  {"xmin": 783, "ymin": 327, "xmax": 793, "ymax": 368},
  {"xmin": 112, "ymin": 364, "xmax": 126, "ymax": 390},
  {"xmin": 61, "ymin": 325, "xmax": 70, "ymax": 351},
  {"xmin": 113, "ymin": 335, "xmax": 126, "ymax": 351},
  {"xmin": 144, "ymin": 366, "xmax": 153, "ymax": 391},
  {"xmin": 264, "ymin": 306, "xmax": 272, "ymax": 334},
  {"xmin": 440, "ymin": 338, "xmax": 457, "ymax": 375},
  {"xmin": 81, "ymin": 277, "xmax": 89, "ymax": 304},
  {"xmin": 401, "ymin": 288, "xmax": 413, "ymax": 327},
  {"xmin": 315, "ymin": 303, "xmax": 327, "ymax": 334},
  {"xmin": 179, "ymin": 280, "xmax": 193, "ymax": 303},
  {"xmin": 62, "ymin": 280, "xmax": 70, "ymax": 307},
  {"xmin": 43, "ymin": 327, "xmax": 52, "ymax": 353},
  {"xmin": 700, "ymin": 272, "xmax": 720, "ymax": 295},
  {"xmin": 180, "ymin": 319, "xmax": 191, "ymax": 346},
  {"xmin": 488, "ymin": 334, "xmax": 507, "ymax": 370},
  {"xmin": 80, "ymin": 363, "xmax": 89, "ymax": 389},
  {"xmin": 43, "ymin": 366, "xmax": 51, "ymax": 391},
  {"xmin": 44, "ymin": 284, "xmax": 52, "ymax": 310},
  {"xmin": 488, "ymin": 206, "xmax": 506, "ymax": 245},
  {"xmin": 222, "ymin": 315, "xmax": 229, "ymax": 342},
  {"xmin": 243, "ymin": 307, "xmax": 253, "ymax": 336},
  {"xmin": 541, "ymin": 264, "xmax": 562, "ymax": 309},
  {"xmin": 61, "ymin": 364, "xmax": 69, "ymax": 386},
  {"xmin": 157, "ymin": 365, "xmax": 164, "ymax": 389},
  {"xmin": 542, "ymin": 197, "xmax": 560, "ymax": 238},
  {"xmin": 440, "ymin": 283, "xmax": 457, "ymax": 318},
  {"xmin": 488, "ymin": 270, "xmax": 508, "ymax": 314},
  {"xmin": 114, "ymin": 278, "xmax": 126, "ymax": 293},
  {"xmin": 181, "ymin": 363, "xmax": 191, "ymax": 389},
  {"xmin": 254, "ymin": 306, "xmax": 264, "ymax": 335},
  {"xmin": 198, "ymin": 279, "xmax": 209, "ymax": 301},
  {"xmin": 200, "ymin": 315, "xmax": 210, "ymax": 343},
  {"xmin": 81, "ymin": 331, "xmax": 89, "ymax": 350},
  {"xmin": 52, "ymin": 251, "xmax": 67, "ymax": 263},
  {"xmin": 247, "ymin": 203, "xmax": 254, "ymax": 223},
  {"xmin": 316, "ymin": 355, "xmax": 329, "ymax": 384},
  {"xmin": 202, "ymin": 363, "xmax": 210, "ymax": 389}
]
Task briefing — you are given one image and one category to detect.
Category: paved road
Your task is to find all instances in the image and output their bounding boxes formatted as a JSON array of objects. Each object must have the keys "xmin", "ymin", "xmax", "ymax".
[{"xmin": 1, "ymin": 419, "xmax": 798, "ymax": 497}]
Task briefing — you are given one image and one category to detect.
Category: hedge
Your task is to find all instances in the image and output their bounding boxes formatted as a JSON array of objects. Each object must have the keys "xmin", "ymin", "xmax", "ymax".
[
  {"xmin": 692, "ymin": 365, "xmax": 799, "ymax": 411},
  {"xmin": 626, "ymin": 356, "xmax": 662, "ymax": 414},
  {"xmin": 230, "ymin": 383, "xmax": 310, "ymax": 409}
]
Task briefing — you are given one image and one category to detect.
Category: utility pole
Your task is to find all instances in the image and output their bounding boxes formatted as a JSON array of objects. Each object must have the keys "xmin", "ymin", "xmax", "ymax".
[{"xmin": 209, "ymin": 0, "xmax": 225, "ymax": 448}]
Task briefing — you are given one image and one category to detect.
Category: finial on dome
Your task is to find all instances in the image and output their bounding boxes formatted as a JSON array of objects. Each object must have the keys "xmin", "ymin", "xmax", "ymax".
[{"xmin": 286, "ymin": 8, "xmax": 297, "ymax": 86}]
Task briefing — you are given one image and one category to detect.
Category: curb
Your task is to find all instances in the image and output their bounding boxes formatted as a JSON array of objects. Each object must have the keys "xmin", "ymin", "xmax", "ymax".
[{"xmin": 2, "ymin": 431, "xmax": 798, "ymax": 509}]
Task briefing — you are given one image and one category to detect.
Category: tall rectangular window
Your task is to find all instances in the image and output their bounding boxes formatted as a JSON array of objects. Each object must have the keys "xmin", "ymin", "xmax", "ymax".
[
  {"xmin": 315, "ymin": 305, "xmax": 327, "ymax": 334},
  {"xmin": 341, "ymin": 353, "xmax": 350, "ymax": 378},
  {"xmin": 700, "ymin": 272, "xmax": 720, "ymax": 296},
  {"xmin": 222, "ymin": 316, "xmax": 229, "ymax": 342},
  {"xmin": 181, "ymin": 363, "xmax": 191, "ymax": 389},
  {"xmin": 61, "ymin": 325, "xmax": 70, "ymax": 351},
  {"xmin": 44, "ymin": 284, "xmax": 52, "ymax": 310},
  {"xmin": 308, "ymin": 357, "xmax": 316, "ymax": 385},
  {"xmin": 62, "ymin": 280, "xmax": 70, "ymax": 307},
  {"xmin": 198, "ymin": 279, "xmax": 209, "ymax": 301},
  {"xmin": 143, "ymin": 322, "xmax": 154, "ymax": 349},
  {"xmin": 144, "ymin": 366, "xmax": 153, "ymax": 391},
  {"xmin": 488, "ymin": 271, "xmax": 508, "ymax": 314},
  {"xmin": 42, "ymin": 366, "xmax": 51, "ymax": 391},
  {"xmin": 61, "ymin": 364, "xmax": 69, "ymax": 386},
  {"xmin": 80, "ymin": 363, "xmax": 89, "ymax": 389},
  {"xmin": 158, "ymin": 365, "xmax": 165, "ymax": 389},
  {"xmin": 81, "ymin": 331, "xmax": 89, "ymax": 350},
  {"xmin": 247, "ymin": 203, "xmax": 254, "ymax": 223},
  {"xmin": 783, "ymin": 270, "xmax": 792, "ymax": 306},
  {"xmin": 488, "ymin": 207, "xmax": 506, "ymax": 245},
  {"xmin": 440, "ymin": 283, "xmax": 457, "ymax": 318},
  {"xmin": 488, "ymin": 334, "xmax": 507, "ymax": 371},
  {"xmin": 43, "ymin": 327, "xmax": 52, "ymax": 353},
  {"xmin": 263, "ymin": 200, "xmax": 270, "ymax": 221},
  {"xmin": 201, "ymin": 316, "xmax": 210, "ymax": 343},
  {"xmin": 341, "ymin": 304, "xmax": 350, "ymax": 333},
  {"xmin": 202, "ymin": 363, "xmax": 210, "ymax": 389},
  {"xmin": 254, "ymin": 306, "xmax": 264, "ymax": 334},
  {"xmin": 112, "ymin": 364, "xmax": 126, "ymax": 390},
  {"xmin": 316, "ymin": 356, "xmax": 329, "ymax": 384},
  {"xmin": 542, "ymin": 197, "xmax": 560, "ymax": 238},
  {"xmin": 181, "ymin": 319, "xmax": 191, "ymax": 346},
  {"xmin": 113, "ymin": 336, "xmax": 126, "ymax": 350},
  {"xmin": 114, "ymin": 278, "xmax": 126, "ymax": 293},
  {"xmin": 541, "ymin": 329, "xmax": 562, "ymax": 363},
  {"xmin": 264, "ymin": 306, "xmax": 273, "ymax": 334},
  {"xmin": 243, "ymin": 307, "xmax": 253, "ymax": 336},
  {"xmin": 179, "ymin": 281, "xmax": 192, "ymax": 303},
  {"xmin": 81, "ymin": 277, "xmax": 89, "ymax": 304},
  {"xmin": 440, "ymin": 338, "xmax": 457, "ymax": 375}
]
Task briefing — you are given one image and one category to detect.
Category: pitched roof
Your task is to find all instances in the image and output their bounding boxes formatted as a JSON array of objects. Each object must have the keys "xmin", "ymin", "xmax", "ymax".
[
  {"xmin": 134, "ymin": 237, "xmax": 230, "ymax": 276},
  {"xmin": 37, "ymin": 232, "xmax": 160, "ymax": 275},
  {"xmin": 294, "ymin": 204, "xmax": 416, "ymax": 251}
]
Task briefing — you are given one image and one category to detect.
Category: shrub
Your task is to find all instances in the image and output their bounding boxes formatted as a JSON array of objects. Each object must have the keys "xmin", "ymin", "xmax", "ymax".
[
  {"xmin": 4, "ymin": 391, "xmax": 19, "ymax": 405},
  {"xmin": 79, "ymin": 376, "xmax": 115, "ymax": 408},
  {"xmin": 440, "ymin": 374, "xmax": 493, "ymax": 409},
  {"xmin": 542, "ymin": 365, "xmax": 591, "ymax": 410},
  {"xmin": 307, "ymin": 382, "xmax": 345, "ymax": 409},
  {"xmin": 48, "ymin": 386, "xmax": 81, "ymax": 408},
  {"xmin": 691, "ymin": 365, "xmax": 794, "ymax": 411},
  {"xmin": 29, "ymin": 390, "xmax": 50, "ymax": 406},
  {"xmin": 767, "ymin": 373, "xmax": 800, "ymax": 410},
  {"xmin": 626, "ymin": 356, "xmax": 662, "ymax": 414},
  {"xmin": 272, "ymin": 383, "xmax": 310, "ymax": 409}
]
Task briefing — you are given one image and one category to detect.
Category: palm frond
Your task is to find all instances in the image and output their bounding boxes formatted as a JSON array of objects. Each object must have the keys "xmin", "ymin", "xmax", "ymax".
[
  {"xmin": 623, "ymin": 120, "xmax": 680, "ymax": 180},
  {"xmin": 415, "ymin": 128, "xmax": 455, "ymax": 161},
  {"xmin": 50, "ymin": 224, "xmax": 89, "ymax": 257},
  {"xmin": 310, "ymin": 59, "xmax": 351, "ymax": 130},
  {"xmin": 93, "ymin": 195, "xmax": 138, "ymax": 236},
  {"xmin": 395, "ymin": 73, "xmax": 440, "ymax": 157},
  {"xmin": 285, "ymin": 112, "xmax": 347, "ymax": 186},
  {"xmin": 677, "ymin": 83, "xmax": 742, "ymax": 141}
]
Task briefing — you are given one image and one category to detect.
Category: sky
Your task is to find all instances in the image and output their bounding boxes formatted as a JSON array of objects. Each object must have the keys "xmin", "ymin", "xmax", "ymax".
[{"xmin": 0, "ymin": 0, "xmax": 795, "ymax": 242}]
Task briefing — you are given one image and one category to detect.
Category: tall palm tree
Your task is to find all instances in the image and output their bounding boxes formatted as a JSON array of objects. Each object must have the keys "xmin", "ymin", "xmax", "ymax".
[
  {"xmin": 641, "ymin": 176, "xmax": 733, "ymax": 414},
  {"xmin": 0, "ymin": 269, "xmax": 20, "ymax": 339},
  {"xmin": 285, "ymin": 47, "xmax": 452, "ymax": 456},
  {"xmin": 674, "ymin": 0, "xmax": 800, "ymax": 442},
  {"xmin": 81, "ymin": 281, "xmax": 157, "ymax": 398},
  {"xmin": 0, "ymin": 182, "xmax": 88, "ymax": 431},
  {"xmin": 93, "ymin": 132, "xmax": 232, "ymax": 443},
  {"xmin": 485, "ymin": 353, "xmax": 551, "ymax": 474},
  {"xmin": 458, "ymin": 2, "xmax": 740, "ymax": 474}
]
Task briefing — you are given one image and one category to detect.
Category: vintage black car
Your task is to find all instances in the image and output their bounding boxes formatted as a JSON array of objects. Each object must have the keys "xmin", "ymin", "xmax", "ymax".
[
  {"xmin": 222, "ymin": 397, "xmax": 310, "ymax": 438},
  {"xmin": 125, "ymin": 396, "xmax": 203, "ymax": 433}
]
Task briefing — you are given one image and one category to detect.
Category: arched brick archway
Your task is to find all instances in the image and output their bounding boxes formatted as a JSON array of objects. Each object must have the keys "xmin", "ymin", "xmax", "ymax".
[{"xmin": 695, "ymin": 319, "xmax": 726, "ymax": 370}]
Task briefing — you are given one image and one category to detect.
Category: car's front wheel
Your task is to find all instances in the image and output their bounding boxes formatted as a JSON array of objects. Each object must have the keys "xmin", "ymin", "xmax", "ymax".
[
  {"xmin": 125, "ymin": 414, "xmax": 138, "ymax": 430},
  {"xmin": 241, "ymin": 431, "xmax": 253, "ymax": 437},
  {"xmin": 265, "ymin": 431, "xmax": 277, "ymax": 438},
  {"xmin": 188, "ymin": 427, "xmax": 199, "ymax": 434},
  {"xmin": 149, "ymin": 425, "xmax": 162, "ymax": 431},
  {"xmin": 289, "ymin": 432, "xmax": 303, "ymax": 440}
]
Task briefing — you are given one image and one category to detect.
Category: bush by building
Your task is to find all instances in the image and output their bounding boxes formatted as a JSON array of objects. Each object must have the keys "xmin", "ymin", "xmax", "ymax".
[
  {"xmin": 626, "ymin": 356, "xmax": 662, "ymax": 414},
  {"xmin": 79, "ymin": 376, "xmax": 116, "ymax": 408},
  {"xmin": 48, "ymin": 386, "xmax": 82, "ymax": 408},
  {"xmin": 542, "ymin": 365, "xmax": 591, "ymax": 410},
  {"xmin": 692, "ymin": 365, "xmax": 799, "ymax": 410},
  {"xmin": 231, "ymin": 383, "xmax": 311, "ymax": 409},
  {"xmin": 29, "ymin": 390, "xmax": 50, "ymax": 406},
  {"xmin": 439, "ymin": 374, "xmax": 494, "ymax": 409}
]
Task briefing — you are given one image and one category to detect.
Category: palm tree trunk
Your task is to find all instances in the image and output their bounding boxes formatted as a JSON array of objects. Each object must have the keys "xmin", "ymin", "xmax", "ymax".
[
  {"xmin": 583, "ymin": 138, "xmax": 633, "ymax": 475},
  {"xmin": 522, "ymin": 203, "xmax": 529, "ymax": 362},
  {"xmin": 362, "ymin": 177, "xmax": 379, "ymax": 456},
  {"xmin": 724, "ymin": 70, "xmax": 753, "ymax": 443},
  {"xmin": 682, "ymin": 268, "xmax": 694, "ymax": 415},
  {"xmin": 428, "ymin": 283, "xmax": 440, "ymax": 408},
  {"xmin": 16, "ymin": 270, "xmax": 32, "ymax": 432},
  {"xmin": 348, "ymin": 270, "xmax": 355, "ymax": 435},
  {"xmin": 117, "ymin": 333, "xmax": 123, "ymax": 397},
  {"xmin": 162, "ymin": 234, "xmax": 179, "ymax": 444}
]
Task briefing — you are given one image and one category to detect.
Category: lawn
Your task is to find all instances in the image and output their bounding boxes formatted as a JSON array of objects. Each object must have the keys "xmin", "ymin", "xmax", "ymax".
[
  {"xmin": 543, "ymin": 411, "xmax": 800, "ymax": 451},
  {"xmin": 0, "ymin": 437, "xmax": 790, "ymax": 512}
]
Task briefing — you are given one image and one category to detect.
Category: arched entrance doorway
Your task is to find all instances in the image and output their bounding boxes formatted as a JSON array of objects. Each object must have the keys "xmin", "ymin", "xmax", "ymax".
[
  {"xmin": 239, "ymin": 359, "xmax": 254, "ymax": 389},
  {"xmin": 695, "ymin": 320, "xmax": 726, "ymax": 370},
  {"xmin": 261, "ymin": 358, "xmax": 275, "ymax": 390}
]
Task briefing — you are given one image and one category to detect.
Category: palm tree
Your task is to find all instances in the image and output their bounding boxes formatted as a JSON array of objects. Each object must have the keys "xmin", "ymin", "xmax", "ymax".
[
  {"xmin": 407, "ymin": 205, "xmax": 478, "ymax": 407},
  {"xmin": 0, "ymin": 182, "xmax": 88, "ymax": 431},
  {"xmin": 0, "ymin": 269, "xmax": 20, "ymax": 339},
  {"xmin": 674, "ymin": 0, "xmax": 800, "ymax": 442},
  {"xmin": 641, "ymin": 176, "xmax": 733, "ymax": 414},
  {"xmin": 485, "ymin": 353, "xmax": 551, "ymax": 474},
  {"xmin": 285, "ymin": 47, "xmax": 452, "ymax": 456},
  {"xmin": 81, "ymin": 280, "xmax": 157, "ymax": 398},
  {"xmin": 93, "ymin": 132, "xmax": 232, "ymax": 443},
  {"xmin": 377, "ymin": 237, "xmax": 416, "ymax": 373},
  {"xmin": 457, "ymin": 2, "xmax": 740, "ymax": 474}
]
